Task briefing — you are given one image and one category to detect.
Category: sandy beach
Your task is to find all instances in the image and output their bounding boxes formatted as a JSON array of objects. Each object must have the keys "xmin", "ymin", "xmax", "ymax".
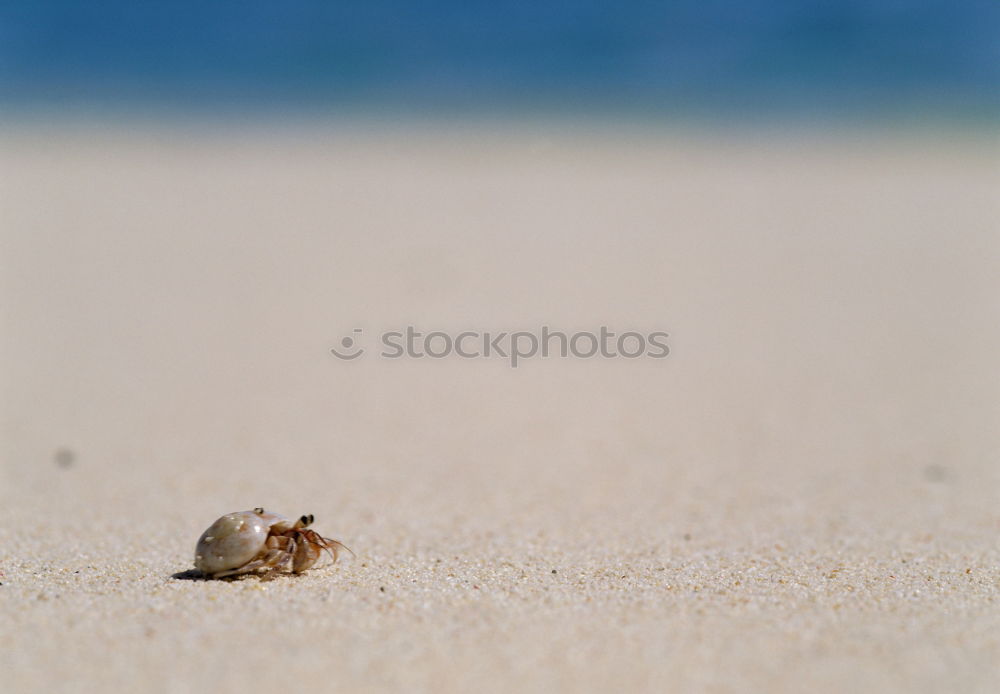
[{"xmin": 2, "ymin": 124, "xmax": 999, "ymax": 693}]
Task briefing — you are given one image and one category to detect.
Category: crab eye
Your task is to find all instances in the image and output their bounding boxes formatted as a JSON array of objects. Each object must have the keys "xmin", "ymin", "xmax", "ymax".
[{"xmin": 253, "ymin": 507, "xmax": 265, "ymax": 514}]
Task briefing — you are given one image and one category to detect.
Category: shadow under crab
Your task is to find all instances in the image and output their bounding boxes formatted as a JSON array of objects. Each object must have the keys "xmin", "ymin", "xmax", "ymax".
[{"xmin": 170, "ymin": 568, "xmax": 320, "ymax": 582}]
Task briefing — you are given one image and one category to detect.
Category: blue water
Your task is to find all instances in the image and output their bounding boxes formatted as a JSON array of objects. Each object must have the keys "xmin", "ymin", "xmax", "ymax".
[{"xmin": 2, "ymin": 1, "xmax": 997, "ymax": 117}]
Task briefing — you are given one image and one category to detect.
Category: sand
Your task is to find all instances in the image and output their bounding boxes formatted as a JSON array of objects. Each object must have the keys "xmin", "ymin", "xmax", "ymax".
[{"xmin": 2, "ymin": 123, "xmax": 999, "ymax": 693}]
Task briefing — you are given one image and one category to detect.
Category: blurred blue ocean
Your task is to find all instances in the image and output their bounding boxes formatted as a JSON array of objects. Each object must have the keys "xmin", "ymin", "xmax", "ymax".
[{"xmin": 1, "ymin": 1, "xmax": 998, "ymax": 118}]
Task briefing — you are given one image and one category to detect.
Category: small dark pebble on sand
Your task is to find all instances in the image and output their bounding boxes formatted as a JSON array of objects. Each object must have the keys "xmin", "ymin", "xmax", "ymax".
[{"xmin": 54, "ymin": 448, "xmax": 75, "ymax": 468}]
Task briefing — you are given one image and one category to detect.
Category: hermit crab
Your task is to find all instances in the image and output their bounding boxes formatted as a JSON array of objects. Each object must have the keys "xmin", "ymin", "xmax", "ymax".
[{"xmin": 194, "ymin": 508, "xmax": 351, "ymax": 579}]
